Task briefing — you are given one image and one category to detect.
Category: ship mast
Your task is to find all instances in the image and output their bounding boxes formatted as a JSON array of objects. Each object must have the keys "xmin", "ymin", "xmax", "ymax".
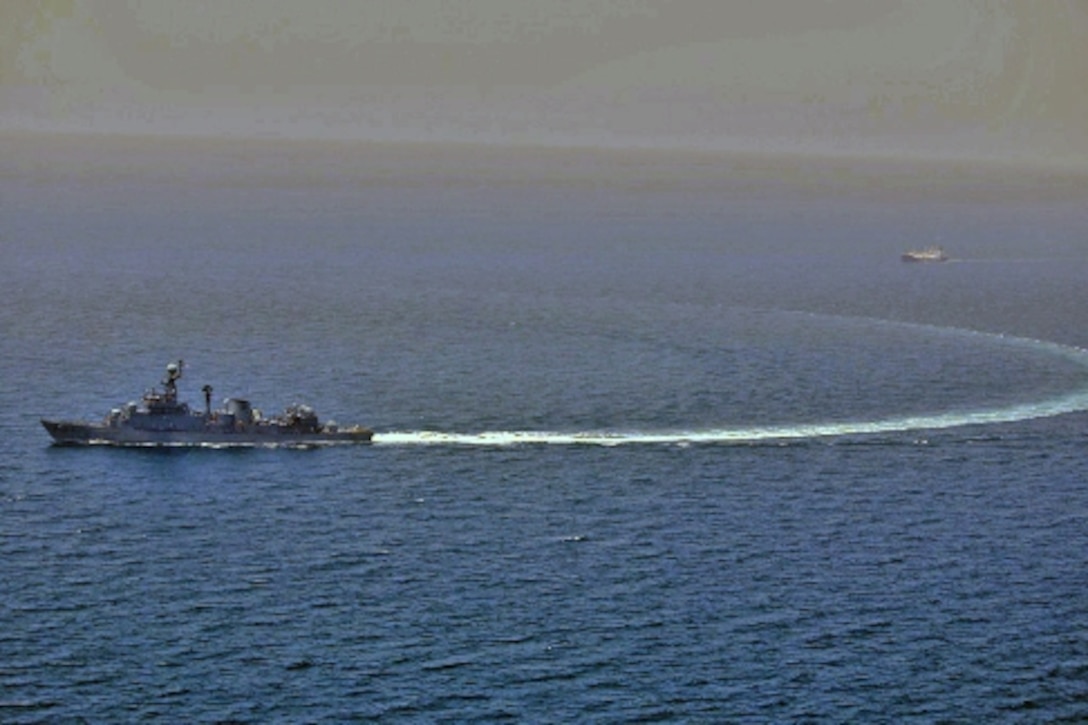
[{"xmin": 163, "ymin": 360, "xmax": 183, "ymax": 403}]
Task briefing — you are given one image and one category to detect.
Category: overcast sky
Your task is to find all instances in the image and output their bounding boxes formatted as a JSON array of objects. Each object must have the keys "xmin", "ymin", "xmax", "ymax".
[{"xmin": 3, "ymin": 0, "xmax": 1086, "ymax": 165}]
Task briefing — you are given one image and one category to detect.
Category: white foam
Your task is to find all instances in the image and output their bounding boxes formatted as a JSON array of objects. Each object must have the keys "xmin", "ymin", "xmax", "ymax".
[{"xmin": 374, "ymin": 332, "xmax": 1088, "ymax": 448}]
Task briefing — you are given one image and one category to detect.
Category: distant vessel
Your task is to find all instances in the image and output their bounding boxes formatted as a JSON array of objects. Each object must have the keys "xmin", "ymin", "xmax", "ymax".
[
  {"xmin": 42, "ymin": 361, "xmax": 373, "ymax": 446},
  {"xmin": 901, "ymin": 246, "xmax": 949, "ymax": 263}
]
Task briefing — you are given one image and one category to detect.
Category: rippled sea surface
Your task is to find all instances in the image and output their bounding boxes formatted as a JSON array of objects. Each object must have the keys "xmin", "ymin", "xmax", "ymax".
[{"xmin": 2, "ymin": 136, "xmax": 1088, "ymax": 722}]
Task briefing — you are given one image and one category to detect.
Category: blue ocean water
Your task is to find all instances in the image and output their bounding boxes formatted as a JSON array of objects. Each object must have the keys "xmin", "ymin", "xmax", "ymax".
[{"xmin": 2, "ymin": 136, "xmax": 1088, "ymax": 721}]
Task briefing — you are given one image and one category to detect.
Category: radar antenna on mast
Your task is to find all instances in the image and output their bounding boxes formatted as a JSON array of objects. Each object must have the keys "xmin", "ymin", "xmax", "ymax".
[{"xmin": 163, "ymin": 360, "xmax": 184, "ymax": 402}]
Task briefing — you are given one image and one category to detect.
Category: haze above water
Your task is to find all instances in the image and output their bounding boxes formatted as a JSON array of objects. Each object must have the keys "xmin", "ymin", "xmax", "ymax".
[{"xmin": 3, "ymin": 0, "xmax": 1088, "ymax": 168}]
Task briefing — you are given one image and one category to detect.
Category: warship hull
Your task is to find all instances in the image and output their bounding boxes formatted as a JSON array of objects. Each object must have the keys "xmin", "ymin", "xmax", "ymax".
[
  {"xmin": 43, "ymin": 360, "xmax": 375, "ymax": 447},
  {"xmin": 41, "ymin": 419, "xmax": 373, "ymax": 447}
]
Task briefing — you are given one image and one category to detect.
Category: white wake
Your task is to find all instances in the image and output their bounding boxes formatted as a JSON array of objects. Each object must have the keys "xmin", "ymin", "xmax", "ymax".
[{"xmin": 373, "ymin": 330, "xmax": 1088, "ymax": 447}]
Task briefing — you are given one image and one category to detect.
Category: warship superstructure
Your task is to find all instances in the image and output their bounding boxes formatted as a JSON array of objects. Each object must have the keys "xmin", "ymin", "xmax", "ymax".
[{"xmin": 41, "ymin": 361, "xmax": 373, "ymax": 446}]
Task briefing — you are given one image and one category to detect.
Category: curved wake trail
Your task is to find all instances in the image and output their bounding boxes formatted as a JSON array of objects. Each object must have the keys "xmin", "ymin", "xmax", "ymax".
[{"xmin": 374, "ymin": 333, "xmax": 1088, "ymax": 447}]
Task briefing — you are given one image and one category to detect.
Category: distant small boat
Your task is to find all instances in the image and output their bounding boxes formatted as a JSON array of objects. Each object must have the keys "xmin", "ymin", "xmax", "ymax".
[{"xmin": 901, "ymin": 246, "xmax": 948, "ymax": 263}]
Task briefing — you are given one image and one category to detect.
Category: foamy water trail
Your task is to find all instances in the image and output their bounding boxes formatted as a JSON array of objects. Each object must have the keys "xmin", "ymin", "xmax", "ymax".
[{"xmin": 374, "ymin": 331, "xmax": 1088, "ymax": 447}]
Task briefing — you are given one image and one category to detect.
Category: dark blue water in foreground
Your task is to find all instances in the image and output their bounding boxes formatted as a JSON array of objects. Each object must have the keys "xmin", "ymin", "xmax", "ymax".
[{"xmin": 2, "ymin": 137, "xmax": 1088, "ymax": 722}]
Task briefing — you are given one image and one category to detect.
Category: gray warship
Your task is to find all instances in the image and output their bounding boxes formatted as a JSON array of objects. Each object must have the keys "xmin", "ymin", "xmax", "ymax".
[{"xmin": 42, "ymin": 361, "xmax": 373, "ymax": 446}]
